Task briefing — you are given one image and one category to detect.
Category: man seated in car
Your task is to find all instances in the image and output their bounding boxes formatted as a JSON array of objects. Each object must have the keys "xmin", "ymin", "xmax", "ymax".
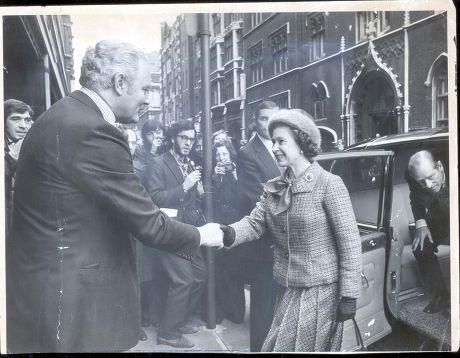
[{"xmin": 406, "ymin": 150, "xmax": 450, "ymax": 315}]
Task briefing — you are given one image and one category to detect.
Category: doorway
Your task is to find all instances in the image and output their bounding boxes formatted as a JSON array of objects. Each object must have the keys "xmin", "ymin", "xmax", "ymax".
[{"xmin": 350, "ymin": 73, "xmax": 398, "ymax": 143}]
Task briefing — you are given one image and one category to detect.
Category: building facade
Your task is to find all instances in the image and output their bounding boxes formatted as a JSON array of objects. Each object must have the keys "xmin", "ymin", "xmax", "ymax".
[
  {"xmin": 160, "ymin": 13, "xmax": 246, "ymax": 143},
  {"xmin": 160, "ymin": 15, "xmax": 195, "ymax": 127},
  {"xmin": 243, "ymin": 11, "xmax": 448, "ymax": 150},
  {"xmin": 138, "ymin": 51, "xmax": 162, "ymax": 130},
  {"xmin": 160, "ymin": 11, "xmax": 448, "ymax": 150},
  {"xmin": 3, "ymin": 15, "xmax": 74, "ymax": 117}
]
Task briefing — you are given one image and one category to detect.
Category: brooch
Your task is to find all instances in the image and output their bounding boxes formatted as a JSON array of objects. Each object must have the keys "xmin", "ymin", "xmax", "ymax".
[{"xmin": 305, "ymin": 173, "xmax": 313, "ymax": 182}]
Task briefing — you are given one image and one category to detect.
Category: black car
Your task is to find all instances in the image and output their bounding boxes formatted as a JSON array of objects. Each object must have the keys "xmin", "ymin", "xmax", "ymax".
[{"xmin": 317, "ymin": 128, "xmax": 451, "ymax": 351}]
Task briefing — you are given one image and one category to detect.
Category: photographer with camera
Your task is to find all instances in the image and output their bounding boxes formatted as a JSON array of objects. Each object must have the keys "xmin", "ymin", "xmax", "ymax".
[{"xmin": 211, "ymin": 140, "xmax": 246, "ymax": 324}]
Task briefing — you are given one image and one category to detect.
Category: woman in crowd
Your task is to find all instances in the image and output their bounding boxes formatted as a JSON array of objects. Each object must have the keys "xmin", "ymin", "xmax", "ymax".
[
  {"xmin": 221, "ymin": 109, "xmax": 361, "ymax": 352},
  {"xmin": 211, "ymin": 139, "xmax": 246, "ymax": 324},
  {"xmin": 133, "ymin": 119, "xmax": 165, "ymax": 177},
  {"xmin": 132, "ymin": 120, "xmax": 166, "ymax": 338}
]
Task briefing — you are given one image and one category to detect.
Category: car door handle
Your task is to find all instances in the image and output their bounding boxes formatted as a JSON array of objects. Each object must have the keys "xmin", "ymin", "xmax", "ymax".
[{"xmin": 361, "ymin": 272, "xmax": 369, "ymax": 288}]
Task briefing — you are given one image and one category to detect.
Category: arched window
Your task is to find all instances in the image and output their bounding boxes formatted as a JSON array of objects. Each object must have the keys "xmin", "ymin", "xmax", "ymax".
[
  {"xmin": 309, "ymin": 81, "xmax": 329, "ymax": 120},
  {"xmin": 425, "ymin": 54, "xmax": 448, "ymax": 128}
]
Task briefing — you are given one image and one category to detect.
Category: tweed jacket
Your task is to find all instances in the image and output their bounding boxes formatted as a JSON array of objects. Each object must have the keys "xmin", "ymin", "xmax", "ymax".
[{"xmin": 230, "ymin": 161, "xmax": 362, "ymax": 298}]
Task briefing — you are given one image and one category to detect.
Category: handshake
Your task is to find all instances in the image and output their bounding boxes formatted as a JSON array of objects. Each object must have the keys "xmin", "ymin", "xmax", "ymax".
[{"xmin": 197, "ymin": 223, "xmax": 235, "ymax": 249}]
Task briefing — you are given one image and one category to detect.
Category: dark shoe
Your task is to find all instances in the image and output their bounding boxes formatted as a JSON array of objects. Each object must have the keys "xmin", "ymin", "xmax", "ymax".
[
  {"xmin": 141, "ymin": 317, "xmax": 152, "ymax": 327},
  {"xmin": 423, "ymin": 296, "xmax": 446, "ymax": 314},
  {"xmin": 157, "ymin": 335, "xmax": 195, "ymax": 348},
  {"xmin": 139, "ymin": 329, "xmax": 148, "ymax": 341},
  {"xmin": 178, "ymin": 325, "xmax": 198, "ymax": 334}
]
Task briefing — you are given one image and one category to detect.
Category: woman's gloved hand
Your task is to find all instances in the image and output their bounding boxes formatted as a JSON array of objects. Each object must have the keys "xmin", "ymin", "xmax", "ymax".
[
  {"xmin": 219, "ymin": 224, "xmax": 235, "ymax": 247},
  {"xmin": 337, "ymin": 296, "xmax": 357, "ymax": 322}
]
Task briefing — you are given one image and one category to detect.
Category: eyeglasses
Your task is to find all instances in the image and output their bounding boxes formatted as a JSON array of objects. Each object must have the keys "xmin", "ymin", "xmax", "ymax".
[{"xmin": 177, "ymin": 134, "xmax": 196, "ymax": 144}]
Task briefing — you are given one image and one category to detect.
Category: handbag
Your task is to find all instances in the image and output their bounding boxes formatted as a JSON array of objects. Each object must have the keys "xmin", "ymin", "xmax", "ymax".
[
  {"xmin": 352, "ymin": 317, "xmax": 368, "ymax": 351},
  {"xmin": 327, "ymin": 318, "xmax": 367, "ymax": 352}
]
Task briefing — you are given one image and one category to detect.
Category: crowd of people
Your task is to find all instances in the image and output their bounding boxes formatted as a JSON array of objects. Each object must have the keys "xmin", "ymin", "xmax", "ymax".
[{"xmin": 4, "ymin": 39, "xmax": 449, "ymax": 354}]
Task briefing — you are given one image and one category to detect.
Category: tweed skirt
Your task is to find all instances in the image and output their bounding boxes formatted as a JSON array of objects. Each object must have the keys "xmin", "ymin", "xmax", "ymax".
[{"xmin": 262, "ymin": 282, "xmax": 343, "ymax": 352}]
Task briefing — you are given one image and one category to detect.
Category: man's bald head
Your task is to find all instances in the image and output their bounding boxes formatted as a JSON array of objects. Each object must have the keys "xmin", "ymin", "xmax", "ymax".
[{"xmin": 408, "ymin": 150, "xmax": 445, "ymax": 194}]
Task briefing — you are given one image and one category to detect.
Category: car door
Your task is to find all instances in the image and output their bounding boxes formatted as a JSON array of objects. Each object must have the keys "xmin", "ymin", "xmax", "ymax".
[{"xmin": 317, "ymin": 150, "xmax": 394, "ymax": 350}]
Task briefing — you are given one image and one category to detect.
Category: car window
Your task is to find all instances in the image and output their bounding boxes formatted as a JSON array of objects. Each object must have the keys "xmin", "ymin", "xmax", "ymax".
[{"xmin": 318, "ymin": 156, "xmax": 386, "ymax": 227}]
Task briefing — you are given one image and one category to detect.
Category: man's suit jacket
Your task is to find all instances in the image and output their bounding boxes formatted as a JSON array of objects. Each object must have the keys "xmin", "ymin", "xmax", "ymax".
[
  {"xmin": 236, "ymin": 135, "xmax": 281, "ymax": 263},
  {"xmin": 6, "ymin": 90, "xmax": 200, "ymax": 353},
  {"xmin": 406, "ymin": 170, "xmax": 450, "ymax": 243},
  {"xmin": 143, "ymin": 152, "xmax": 192, "ymax": 210}
]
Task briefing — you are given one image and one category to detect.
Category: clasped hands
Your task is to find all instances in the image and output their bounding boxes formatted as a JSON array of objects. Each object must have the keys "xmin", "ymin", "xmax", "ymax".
[{"xmin": 197, "ymin": 223, "xmax": 235, "ymax": 249}]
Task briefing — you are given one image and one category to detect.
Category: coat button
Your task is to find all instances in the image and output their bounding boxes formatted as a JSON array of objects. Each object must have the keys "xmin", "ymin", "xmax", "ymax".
[
  {"xmin": 281, "ymin": 226, "xmax": 286, "ymax": 233},
  {"xmin": 284, "ymin": 252, "xmax": 289, "ymax": 258}
]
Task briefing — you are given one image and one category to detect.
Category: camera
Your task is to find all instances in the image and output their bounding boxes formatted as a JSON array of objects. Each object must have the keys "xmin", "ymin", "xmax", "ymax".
[{"xmin": 221, "ymin": 162, "xmax": 234, "ymax": 173}]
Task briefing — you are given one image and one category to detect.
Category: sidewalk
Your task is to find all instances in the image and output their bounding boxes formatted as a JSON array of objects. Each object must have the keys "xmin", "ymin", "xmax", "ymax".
[{"xmin": 129, "ymin": 290, "xmax": 250, "ymax": 353}]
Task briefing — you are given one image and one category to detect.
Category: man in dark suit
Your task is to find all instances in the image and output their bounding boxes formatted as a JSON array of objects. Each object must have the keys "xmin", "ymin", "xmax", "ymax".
[
  {"xmin": 143, "ymin": 119, "xmax": 207, "ymax": 348},
  {"xmin": 6, "ymin": 40, "xmax": 223, "ymax": 353},
  {"xmin": 4, "ymin": 99, "xmax": 34, "ymax": 236},
  {"xmin": 236, "ymin": 100, "xmax": 281, "ymax": 351},
  {"xmin": 407, "ymin": 150, "xmax": 450, "ymax": 314}
]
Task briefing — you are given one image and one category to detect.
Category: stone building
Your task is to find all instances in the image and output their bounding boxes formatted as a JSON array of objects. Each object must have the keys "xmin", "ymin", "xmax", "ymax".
[
  {"xmin": 3, "ymin": 15, "xmax": 74, "ymax": 117},
  {"xmin": 242, "ymin": 11, "xmax": 448, "ymax": 150},
  {"xmin": 160, "ymin": 15, "xmax": 195, "ymax": 126},
  {"xmin": 159, "ymin": 11, "xmax": 448, "ymax": 150},
  {"xmin": 160, "ymin": 13, "xmax": 246, "ymax": 143},
  {"xmin": 138, "ymin": 51, "xmax": 162, "ymax": 130}
]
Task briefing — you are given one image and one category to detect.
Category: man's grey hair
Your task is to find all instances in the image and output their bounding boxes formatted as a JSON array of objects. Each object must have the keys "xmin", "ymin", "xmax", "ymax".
[
  {"xmin": 408, "ymin": 150, "xmax": 436, "ymax": 176},
  {"xmin": 79, "ymin": 40, "xmax": 147, "ymax": 92}
]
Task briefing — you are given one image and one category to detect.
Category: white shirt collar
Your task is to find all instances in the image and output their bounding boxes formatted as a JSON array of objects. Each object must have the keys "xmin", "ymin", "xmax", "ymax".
[
  {"xmin": 80, "ymin": 87, "xmax": 117, "ymax": 128},
  {"xmin": 257, "ymin": 133, "xmax": 274, "ymax": 156}
]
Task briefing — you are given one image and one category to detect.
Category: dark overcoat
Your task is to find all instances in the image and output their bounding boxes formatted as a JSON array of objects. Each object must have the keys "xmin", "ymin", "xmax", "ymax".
[
  {"xmin": 6, "ymin": 91, "xmax": 200, "ymax": 353},
  {"xmin": 236, "ymin": 135, "xmax": 281, "ymax": 263}
]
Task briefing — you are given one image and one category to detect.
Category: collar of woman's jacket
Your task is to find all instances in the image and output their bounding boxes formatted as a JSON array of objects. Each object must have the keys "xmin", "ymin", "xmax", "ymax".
[{"xmin": 262, "ymin": 161, "xmax": 322, "ymax": 215}]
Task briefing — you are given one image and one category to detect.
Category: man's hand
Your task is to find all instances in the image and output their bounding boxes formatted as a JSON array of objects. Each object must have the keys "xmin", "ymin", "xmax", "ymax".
[
  {"xmin": 183, "ymin": 170, "xmax": 201, "ymax": 191},
  {"xmin": 412, "ymin": 226, "xmax": 433, "ymax": 252},
  {"xmin": 197, "ymin": 223, "xmax": 224, "ymax": 249}
]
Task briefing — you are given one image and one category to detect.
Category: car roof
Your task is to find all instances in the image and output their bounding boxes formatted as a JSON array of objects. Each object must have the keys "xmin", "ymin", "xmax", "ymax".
[{"xmin": 347, "ymin": 128, "xmax": 449, "ymax": 150}]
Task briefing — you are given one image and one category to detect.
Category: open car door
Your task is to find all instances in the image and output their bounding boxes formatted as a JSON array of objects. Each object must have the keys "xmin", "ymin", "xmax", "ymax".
[{"xmin": 317, "ymin": 150, "xmax": 394, "ymax": 350}]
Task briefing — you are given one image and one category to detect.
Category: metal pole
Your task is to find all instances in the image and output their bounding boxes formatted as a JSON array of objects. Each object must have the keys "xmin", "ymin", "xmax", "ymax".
[
  {"xmin": 240, "ymin": 73, "xmax": 246, "ymax": 146},
  {"xmin": 198, "ymin": 13, "xmax": 216, "ymax": 329}
]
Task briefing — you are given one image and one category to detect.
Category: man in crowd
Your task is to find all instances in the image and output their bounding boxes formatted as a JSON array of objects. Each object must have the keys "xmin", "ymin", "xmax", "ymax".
[
  {"xmin": 4, "ymin": 99, "xmax": 34, "ymax": 235},
  {"xmin": 236, "ymin": 100, "xmax": 281, "ymax": 351},
  {"xmin": 6, "ymin": 40, "xmax": 223, "ymax": 353},
  {"xmin": 144, "ymin": 119, "xmax": 207, "ymax": 349},
  {"xmin": 407, "ymin": 150, "xmax": 450, "ymax": 315}
]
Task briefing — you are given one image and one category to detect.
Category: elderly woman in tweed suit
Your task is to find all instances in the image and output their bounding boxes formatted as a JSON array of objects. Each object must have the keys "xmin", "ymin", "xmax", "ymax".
[{"xmin": 221, "ymin": 109, "xmax": 362, "ymax": 352}]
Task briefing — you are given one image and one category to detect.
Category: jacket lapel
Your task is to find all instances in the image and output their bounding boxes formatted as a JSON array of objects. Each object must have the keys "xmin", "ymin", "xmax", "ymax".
[
  {"xmin": 163, "ymin": 152, "xmax": 185, "ymax": 186},
  {"xmin": 253, "ymin": 135, "xmax": 281, "ymax": 177}
]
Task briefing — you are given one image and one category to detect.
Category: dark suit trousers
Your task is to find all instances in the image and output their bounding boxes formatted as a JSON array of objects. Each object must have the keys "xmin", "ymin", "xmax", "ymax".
[
  {"xmin": 413, "ymin": 230, "xmax": 449, "ymax": 298},
  {"xmin": 248, "ymin": 260, "xmax": 278, "ymax": 352},
  {"xmin": 157, "ymin": 249, "xmax": 207, "ymax": 339}
]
